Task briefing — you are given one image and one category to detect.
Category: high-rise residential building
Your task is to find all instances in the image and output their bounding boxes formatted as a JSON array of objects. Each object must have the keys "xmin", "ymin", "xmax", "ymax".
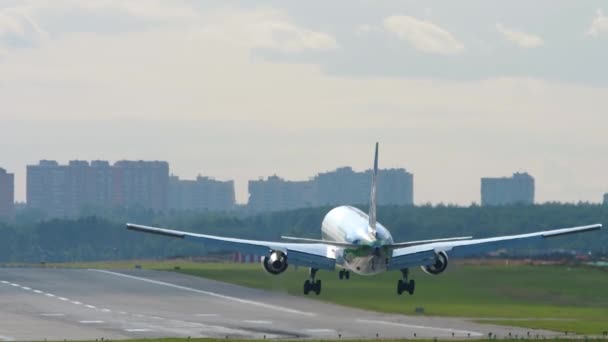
[
  {"xmin": 247, "ymin": 167, "xmax": 413, "ymax": 212},
  {"xmin": 28, "ymin": 160, "xmax": 169, "ymax": 217},
  {"xmin": 481, "ymin": 172, "xmax": 535, "ymax": 206},
  {"xmin": 112, "ymin": 161, "xmax": 169, "ymax": 212},
  {"xmin": 169, "ymin": 175, "xmax": 235, "ymax": 212},
  {"xmin": 248, "ymin": 175, "xmax": 315, "ymax": 212},
  {"xmin": 88, "ymin": 160, "xmax": 113, "ymax": 209},
  {"xmin": 315, "ymin": 167, "xmax": 413, "ymax": 206},
  {"xmin": 0, "ymin": 168, "xmax": 14, "ymax": 220},
  {"xmin": 27, "ymin": 160, "xmax": 70, "ymax": 217},
  {"xmin": 28, "ymin": 160, "xmax": 114, "ymax": 217}
]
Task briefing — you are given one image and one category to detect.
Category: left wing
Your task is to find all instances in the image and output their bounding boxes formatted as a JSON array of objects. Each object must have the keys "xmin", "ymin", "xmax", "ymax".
[
  {"xmin": 126, "ymin": 223, "xmax": 336, "ymax": 270},
  {"xmin": 388, "ymin": 223, "xmax": 602, "ymax": 270}
]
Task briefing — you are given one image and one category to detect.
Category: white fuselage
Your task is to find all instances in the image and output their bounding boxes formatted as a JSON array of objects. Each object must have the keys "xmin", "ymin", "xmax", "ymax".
[{"xmin": 321, "ymin": 206, "xmax": 394, "ymax": 275}]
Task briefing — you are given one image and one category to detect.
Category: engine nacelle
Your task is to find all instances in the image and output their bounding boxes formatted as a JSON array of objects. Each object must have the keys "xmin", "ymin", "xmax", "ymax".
[
  {"xmin": 421, "ymin": 251, "xmax": 448, "ymax": 275},
  {"xmin": 261, "ymin": 250, "xmax": 288, "ymax": 275}
]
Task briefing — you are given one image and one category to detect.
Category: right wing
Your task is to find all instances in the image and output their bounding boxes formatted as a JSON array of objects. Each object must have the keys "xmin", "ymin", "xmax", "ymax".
[
  {"xmin": 127, "ymin": 223, "xmax": 336, "ymax": 270},
  {"xmin": 388, "ymin": 223, "xmax": 602, "ymax": 270}
]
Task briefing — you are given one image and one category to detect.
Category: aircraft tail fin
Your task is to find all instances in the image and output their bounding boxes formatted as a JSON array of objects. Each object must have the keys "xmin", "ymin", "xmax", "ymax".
[{"xmin": 369, "ymin": 142, "xmax": 378, "ymax": 237}]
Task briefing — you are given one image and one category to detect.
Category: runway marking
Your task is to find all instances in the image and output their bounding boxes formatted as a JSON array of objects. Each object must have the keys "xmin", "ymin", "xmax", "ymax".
[
  {"xmin": 133, "ymin": 313, "xmax": 145, "ymax": 318},
  {"xmin": 71, "ymin": 301, "xmax": 82, "ymax": 305},
  {"xmin": 21, "ymin": 287, "xmax": 31, "ymax": 290},
  {"xmin": 118, "ymin": 311, "xmax": 127, "ymax": 315},
  {"xmin": 33, "ymin": 290, "xmax": 43, "ymax": 294},
  {"xmin": 85, "ymin": 304, "xmax": 97, "ymax": 309},
  {"xmin": 90, "ymin": 269, "xmax": 315, "ymax": 316},
  {"xmin": 243, "ymin": 320, "xmax": 272, "ymax": 324},
  {"xmin": 58, "ymin": 297, "xmax": 69, "ymax": 301},
  {"xmin": 10, "ymin": 283, "xmax": 19, "ymax": 287},
  {"xmin": 0, "ymin": 281, "xmax": 9, "ymax": 284},
  {"xmin": 45, "ymin": 293, "xmax": 55, "ymax": 297},
  {"xmin": 356, "ymin": 319, "xmax": 483, "ymax": 337},
  {"xmin": 40, "ymin": 313, "xmax": 65, "ymax": 317},
  {"xmin": 101, "ymin": 308, "xmax": 112, "ymax": 313},
  {"xmin": 125, "ymin": 328, "xmax": 151, "ymax": 332},
  {"xmin": 196, "ymin": 313, "xmax": 218, "ymax": 317},
  {"xmin": 79, "ymin": 320, "xmax": 104, "ymax": 324},
  {"xmin": 150, "ymin": 316, "xmax": 163, "ymax": 320}
]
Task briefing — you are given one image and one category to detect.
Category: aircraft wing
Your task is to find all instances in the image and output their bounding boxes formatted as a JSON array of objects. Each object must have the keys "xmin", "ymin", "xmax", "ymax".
[
  {"xmin": 388, "ymin": 223, "xmax": 601, "ymax": 270},
  {"xmin": 126, "ymin": 223, "xmax": 336, "ymax": 270}
]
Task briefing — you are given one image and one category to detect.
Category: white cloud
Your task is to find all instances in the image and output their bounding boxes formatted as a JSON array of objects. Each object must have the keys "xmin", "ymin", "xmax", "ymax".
[
  {"xmin": 587, "ymin": 9, "xmax": 608, "ymax": 36},
  {"xmin": 198, "ymin": 8, "xmax": 338, "ymax": 53},
  {"xmin": 383, "ymin": 15, "xmax": 464, "ymax": 55},
  {"xmin": 496, "ymin": 23, "xmax": 543, "ymax": 48},
  {"xmin": 2, "ymin": 2, "xmax": 337, "ymax": 54},
  {"xmin": 0, "ymin": 8, "xmax": 48, "ymax": 52}
]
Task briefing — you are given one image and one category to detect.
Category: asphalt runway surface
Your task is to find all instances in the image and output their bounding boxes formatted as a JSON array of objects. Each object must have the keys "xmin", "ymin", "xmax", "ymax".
[{"xmin": 0, "ymin": 268, "xmax": 558, "ymax": 341}]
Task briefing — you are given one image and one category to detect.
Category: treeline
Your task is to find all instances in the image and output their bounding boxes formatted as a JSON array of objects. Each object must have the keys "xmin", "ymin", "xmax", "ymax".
[{"xmin": 0, "ymin": 203, "xmax": 606, "ymax": 263}]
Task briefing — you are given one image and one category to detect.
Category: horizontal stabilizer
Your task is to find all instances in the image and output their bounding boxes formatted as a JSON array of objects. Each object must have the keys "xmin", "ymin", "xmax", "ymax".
[
  {"xmin": 281, "ymin": 236, "xmax": 358, "ymax": 248},
  {"xmin": 389, "ymin": 236, "xmax": 473, "ymax": 248}
]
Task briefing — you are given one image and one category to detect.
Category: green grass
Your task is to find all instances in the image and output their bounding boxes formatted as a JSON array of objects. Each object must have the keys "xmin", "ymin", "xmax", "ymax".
[{"xmin": 51, "ymin": 260, "xmax": 608, "ymax": 335}]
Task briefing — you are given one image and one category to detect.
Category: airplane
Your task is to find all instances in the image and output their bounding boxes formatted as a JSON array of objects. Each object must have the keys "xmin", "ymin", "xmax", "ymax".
[{"xmin": 127, "ymin": 143, "xmax": 602, "ymax": 296}]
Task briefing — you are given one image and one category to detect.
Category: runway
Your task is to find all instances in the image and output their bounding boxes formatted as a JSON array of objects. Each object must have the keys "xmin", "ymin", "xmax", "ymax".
[{"xmin": 0, "ymin": 268, "xmax": 557, "ymax": 341}]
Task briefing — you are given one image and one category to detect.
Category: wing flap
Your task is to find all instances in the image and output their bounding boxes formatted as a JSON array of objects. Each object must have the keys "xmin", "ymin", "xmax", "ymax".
[{"xmin": 388, "ymin": 249, "xmax": 437, "ymax": 270}]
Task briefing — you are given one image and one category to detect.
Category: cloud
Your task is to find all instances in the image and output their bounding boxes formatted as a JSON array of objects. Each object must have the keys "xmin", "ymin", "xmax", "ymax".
[
  {"xmin": 496, "ymin": 23, "xmax": 543, "ymax": 48},
  {"xmin": 198, "ymin": 8, "xmax": 338, "ymax": 53},
  {"xmin": 0, "ymin": 8, "xmax": 48, "ymax": 52},
  {"xmin": 587, "ymin": 9, "xmax": 608, "ymax": 37},
  {"xmin": 2, "ymin": 2, "xmax": 337, "ymax": 55},
  {"xmin": 383, "ymin": 15, "xmax": 464, "ymax": 55}
]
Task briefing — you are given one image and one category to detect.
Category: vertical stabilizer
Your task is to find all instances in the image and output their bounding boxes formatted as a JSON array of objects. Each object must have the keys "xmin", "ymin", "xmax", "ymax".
[{"xmin": 369, "ymin": 142, "xmax": 379, "ymax": 237}]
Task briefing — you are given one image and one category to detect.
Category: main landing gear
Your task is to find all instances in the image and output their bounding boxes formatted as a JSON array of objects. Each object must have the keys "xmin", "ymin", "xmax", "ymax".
[
  {"xmin": 397, "ymin": 268, "xmax": 415, "ymax": 295},
  {"xmin": 338, "ymin": 269, "xmax": 350, "ymax": 280},
  {"xmin": 303, "ymin": 268, "xmax": 321, "ymax": 295}
]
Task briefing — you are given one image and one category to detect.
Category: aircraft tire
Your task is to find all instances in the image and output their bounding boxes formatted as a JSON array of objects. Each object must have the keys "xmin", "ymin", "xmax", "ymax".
[
  {"xmin": 345, "ymin": 271, "xmax": 350, "ymax": 280},
  {"xmin": 339, "ymin": 270, "xmax": 344, "ymax": 280},
  {"xmin": 304, "ymin": 280, "xmax": 311, "ymax": 295},
  {"xmin": 407, "ymin": 279, "xmax": 415, "ymax": 295},
  {"xmin": 314, "ymin": 280, "xmax": 321, "ymax": 295},
  {"xmin": 397, "ymin": 279, "xmax": 404, "ymax": 295}
]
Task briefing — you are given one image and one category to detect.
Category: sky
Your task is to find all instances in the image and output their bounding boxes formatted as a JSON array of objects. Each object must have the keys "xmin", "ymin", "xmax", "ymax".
[{"xmin": 1, "ymin": 0, "xmax": 608, "ymax": 205}]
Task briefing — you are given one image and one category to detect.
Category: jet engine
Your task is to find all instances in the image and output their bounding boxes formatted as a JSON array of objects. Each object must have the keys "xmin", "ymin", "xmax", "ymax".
[
  {"xmin": 261, "ymin": 250, "xmax": 288, "ymax": 275},
  {"xmin": 421, "ymin": 251, "xmax": 448, "ymax": 275}
]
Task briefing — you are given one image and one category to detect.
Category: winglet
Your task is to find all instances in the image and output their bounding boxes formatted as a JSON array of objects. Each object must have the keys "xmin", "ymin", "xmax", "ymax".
[{"xmin": 369, "ymin": 142, "xmax": 379, "ymax": 237}]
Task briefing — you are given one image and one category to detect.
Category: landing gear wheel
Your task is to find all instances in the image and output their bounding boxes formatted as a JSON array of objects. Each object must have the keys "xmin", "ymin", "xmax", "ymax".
[
  {"xmin": 345, "ymin": 271, "xmax": 350, "ymax": 280},
  {"xmin": 397, "ymin": 279, "xmax": 405, "ymax": 295},
  {"xmin": 339, "ymin": 270, "xmax": 344, "ymax": 280},
  {"xmin": 407, "ymin": 279, "xmax": 415, "ymax": 295},
  {"xmin": 304, "ymin": 268, "xmax": 320, "ymax": 295},
  {"xmin": 397, "ymin": 268, "xmax": 415, "ymax": 296},
  {"xmin": 304, "ymin": 280, "xmax": 311, "ymax": 295}
]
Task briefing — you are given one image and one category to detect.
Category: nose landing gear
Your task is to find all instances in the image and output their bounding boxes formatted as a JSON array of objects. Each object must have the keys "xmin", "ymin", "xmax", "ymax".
[
  {"xmin": 303, "ymin": 268, "xmax": 321, "ymax": 295},
  {"xmin": 397, "ymin": 268, "xmax": 415, "ymax": 295}
]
